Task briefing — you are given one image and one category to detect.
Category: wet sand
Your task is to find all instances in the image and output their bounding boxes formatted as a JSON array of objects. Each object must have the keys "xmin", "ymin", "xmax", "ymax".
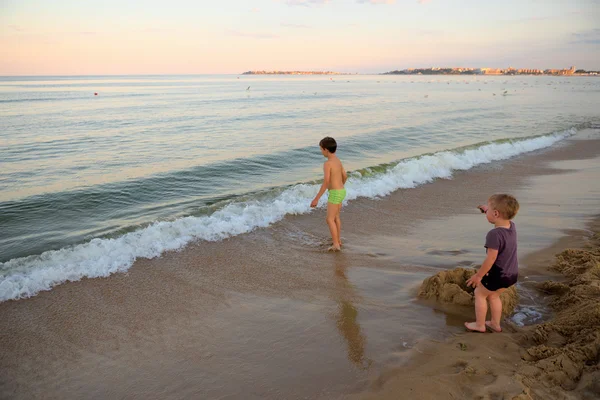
[
  {"xmin": 352, "ymin": 218, "xmax": 600, "ymax": 400},
  {"xmin": 1, "ymin": 131, "xmax": 599, "ymax": 399}
]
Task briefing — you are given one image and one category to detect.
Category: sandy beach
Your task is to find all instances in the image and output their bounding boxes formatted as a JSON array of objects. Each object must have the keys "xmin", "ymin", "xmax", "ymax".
[
  {"xmin": 352, "ymin": 218, "xmax": 600, "ymax": 400},
  {"xmin": 1, "ymin": 130, "xmax": 599, "ymax": 399},
  {"xmin": 3, "ymin": 0, "xmax": 600, "ymax": 398}
]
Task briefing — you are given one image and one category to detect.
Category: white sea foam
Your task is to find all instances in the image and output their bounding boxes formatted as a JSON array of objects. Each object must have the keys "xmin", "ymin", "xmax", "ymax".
[{"xmin": 0, "ymin": 128, "xmax": 577, "ymax": 301}]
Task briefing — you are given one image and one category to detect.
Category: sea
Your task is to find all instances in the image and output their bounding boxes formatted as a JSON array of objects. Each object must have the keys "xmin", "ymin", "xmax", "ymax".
[{"xmin": 1, "ymin": 74, "xmax": 599, "ymax": 302}]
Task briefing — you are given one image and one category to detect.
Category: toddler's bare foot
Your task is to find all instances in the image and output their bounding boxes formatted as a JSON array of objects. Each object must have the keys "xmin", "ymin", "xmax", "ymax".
[
  {"xmin": 485, "ymin": 321, "xmax": 502, "ymax": 333},
  {"xmin": 464, "ymin": 322, "xmax": 486, "ymax": 333},
  {"xmin": 327, "ymin": 245, "xmax": 341, "ymax": 252}
]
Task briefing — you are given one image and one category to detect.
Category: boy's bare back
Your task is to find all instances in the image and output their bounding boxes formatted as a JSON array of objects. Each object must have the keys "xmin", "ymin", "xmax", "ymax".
[{"xmin": 325, "ymin": 156, "xmax": 347, "ymax": 190}]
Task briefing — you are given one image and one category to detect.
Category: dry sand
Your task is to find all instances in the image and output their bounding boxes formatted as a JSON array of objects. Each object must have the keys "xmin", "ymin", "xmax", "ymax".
[{"xmin": 351, "ymin": 219, "xmax": 600, "ymax": 400}]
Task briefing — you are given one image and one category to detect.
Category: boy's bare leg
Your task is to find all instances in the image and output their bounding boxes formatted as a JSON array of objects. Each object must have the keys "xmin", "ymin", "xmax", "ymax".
[
  {"xmin": 326, "ymin": 203, "xmax": 341, "ymax": 251},
  {"xmin": 486, "ymin": 289, "xmax": 504, "ymax": 332},
  {"xmin": 465, "ymin": 285, "xmax": 488, "ymax": 332},
  {"xmin": 335, "ymin": 205, "xmax": 342, "ymax": 247}
]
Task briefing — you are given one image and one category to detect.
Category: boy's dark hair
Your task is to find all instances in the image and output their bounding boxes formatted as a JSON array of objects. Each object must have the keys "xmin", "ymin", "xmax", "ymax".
[{"xmin": 319, "ymin": 137, "xmax": 337, "ymax": 153}]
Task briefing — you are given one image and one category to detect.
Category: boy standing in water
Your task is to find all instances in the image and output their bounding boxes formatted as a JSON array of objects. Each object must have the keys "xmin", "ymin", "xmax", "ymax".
[
  {"xmin": 311, "ymin": 137, "xmax": 348, "ymax": 252},
  {"xmin": 465, "ymin": 194, "xmax": 520, "ymax": 333}
]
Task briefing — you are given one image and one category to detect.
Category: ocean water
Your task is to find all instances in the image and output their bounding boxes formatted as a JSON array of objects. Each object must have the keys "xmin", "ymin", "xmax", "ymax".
[{"xmin": 1, "ymin": 74, "xmax": 599, "ymax": 301}]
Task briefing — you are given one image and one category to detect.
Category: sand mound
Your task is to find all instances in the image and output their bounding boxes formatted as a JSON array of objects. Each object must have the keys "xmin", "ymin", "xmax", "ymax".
[
  {"xmin": 519, "ymin": 245, "xmax": 600, "ymax": 395},
  {"xmin": 417, "ymin": 237, "xmax": 600, "ymax": 397},
  {"xmin": 418, "ymin": 267, "xmax": 518, "ymax": 316}
]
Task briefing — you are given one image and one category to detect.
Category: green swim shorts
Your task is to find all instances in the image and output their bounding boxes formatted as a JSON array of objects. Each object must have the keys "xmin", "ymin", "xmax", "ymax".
[{"xmin": 328, "ymin": 188, "xmax": 346, "ymax": 205}]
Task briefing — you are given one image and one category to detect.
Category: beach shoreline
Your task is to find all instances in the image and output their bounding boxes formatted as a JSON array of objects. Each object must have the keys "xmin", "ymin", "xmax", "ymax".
[
  {"xmin": 350, "ymin": 216, "xmax": 600, "ymax": 400},
  {"xmin": 1, "ymin": 131, "xmax": 599, "ymax": 400}
]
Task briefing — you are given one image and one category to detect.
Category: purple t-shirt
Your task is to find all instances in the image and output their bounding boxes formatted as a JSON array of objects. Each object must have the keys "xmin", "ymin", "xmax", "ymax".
[{"xmin": 485, "ymin": 221, "xmax": 518, "ymax": 282}]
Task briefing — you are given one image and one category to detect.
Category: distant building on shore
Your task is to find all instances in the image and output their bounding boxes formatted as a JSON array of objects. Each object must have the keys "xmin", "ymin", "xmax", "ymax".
[
  {"xmin": 480, "ymin": 68, "xmax": 503, "ymax": 75},
  {"xmin": 382, "ymin": 65, "xmax": 593, "ymax": 76},
  {"xmin": 543, "ymin": 66, "xmax": 575, "ymax": 75},
  {"xmin": 517, "ymin": 68, "xmax": 544, "ymax": 75}
]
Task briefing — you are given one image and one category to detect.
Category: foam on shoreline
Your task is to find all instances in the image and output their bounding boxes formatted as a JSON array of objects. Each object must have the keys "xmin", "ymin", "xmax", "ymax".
[{"xmin": 0, "ymin": 128, "xmax": 578, "ymax": 302}]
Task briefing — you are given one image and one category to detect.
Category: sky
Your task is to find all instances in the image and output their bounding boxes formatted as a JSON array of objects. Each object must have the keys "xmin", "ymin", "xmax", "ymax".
[{"xmin": 1, "ymin": 0, "xmax": 599, "ymax": 75}]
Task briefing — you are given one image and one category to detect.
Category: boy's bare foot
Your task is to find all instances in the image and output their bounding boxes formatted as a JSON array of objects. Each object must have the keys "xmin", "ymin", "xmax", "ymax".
[
  {"xmin": 485, "ymin": 321, "xmax": 502, "ymax": 333},
  {"xmin": 327, "ymin": 245, "xmax": 341, "ymax": 252},
  {"xmin": 464, "ymin": 322, "xmax": 486, "ymax": 333}
]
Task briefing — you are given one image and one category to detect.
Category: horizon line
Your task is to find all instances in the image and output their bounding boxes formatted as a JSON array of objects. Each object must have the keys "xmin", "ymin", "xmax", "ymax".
[{"xmin": 2, "ymin": 70, "xmax": 599, "ymax": 78}]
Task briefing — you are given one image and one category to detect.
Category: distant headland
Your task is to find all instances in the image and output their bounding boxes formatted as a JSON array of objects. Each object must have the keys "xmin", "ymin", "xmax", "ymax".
[
  {"xmin": 241, "ymin": 67, "xmax": 598, "ymax": 76},
  {"xmin": 382, "ymin": 66, "xmax": 599, "ymax": 76},
  {"xmin": 242, "ymin": 71, "xmax": 354, "ymax": 75}
]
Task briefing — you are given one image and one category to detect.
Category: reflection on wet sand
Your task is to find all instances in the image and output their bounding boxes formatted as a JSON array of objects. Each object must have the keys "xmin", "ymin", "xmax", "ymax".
[{"xmin": 331, "ymin": 253, "xmax": 371, "ymax": 370}]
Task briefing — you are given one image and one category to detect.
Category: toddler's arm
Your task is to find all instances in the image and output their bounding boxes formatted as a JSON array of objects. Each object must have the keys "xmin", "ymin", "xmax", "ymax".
[
  {"xmin": 466, "ymin": 248, "xmax": 498, "ymax": 288},
  {"xmin": 342, "ymin": 168, "xmax": 347, "ymax": 185}
]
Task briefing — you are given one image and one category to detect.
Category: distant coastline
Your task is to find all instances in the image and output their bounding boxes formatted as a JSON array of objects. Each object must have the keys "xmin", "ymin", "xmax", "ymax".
[
  {"xmin": 382, "ymin": 66, "xmax": 599, "ymax": 76},
  {"xmin": 242, "ymin": 71, "xmax": 354, "ymax": 75},
  {"xmin": 240, "ymin": 67, "xmax": 598, "ymax": 77}
]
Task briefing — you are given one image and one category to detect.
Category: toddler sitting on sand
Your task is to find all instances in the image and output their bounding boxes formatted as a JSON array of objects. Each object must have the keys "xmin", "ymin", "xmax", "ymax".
[{"xmin": 465, "ymin": 194, "xmax": 520, "ymax": 333}]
